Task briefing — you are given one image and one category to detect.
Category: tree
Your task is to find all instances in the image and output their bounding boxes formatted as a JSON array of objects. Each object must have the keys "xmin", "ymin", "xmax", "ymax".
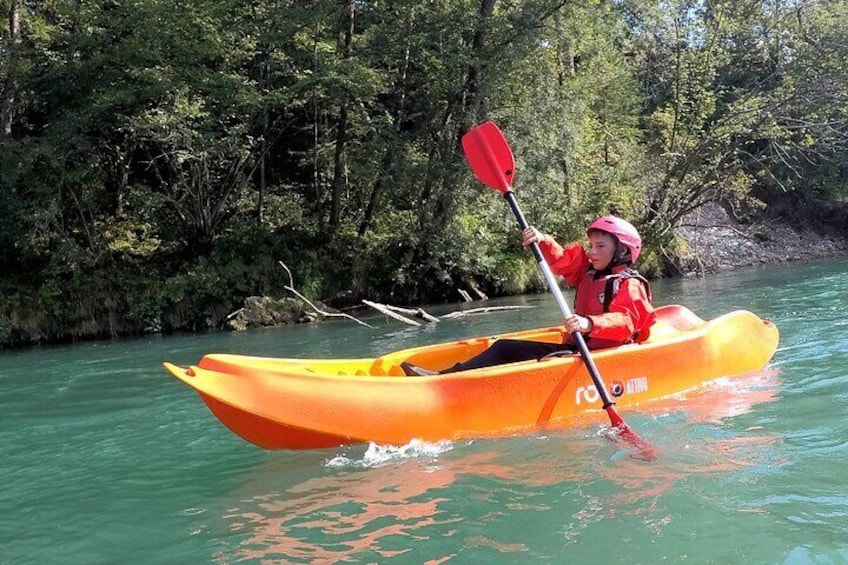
[{"xmin": 628, "ymin": 0, "xmax": 848, "ymax": 259}]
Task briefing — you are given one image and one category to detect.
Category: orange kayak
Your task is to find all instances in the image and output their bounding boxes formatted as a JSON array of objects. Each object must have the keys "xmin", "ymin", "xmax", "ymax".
[{"xmin": 163, "ymin": 305, "xmax": 779, "ymax": 450}]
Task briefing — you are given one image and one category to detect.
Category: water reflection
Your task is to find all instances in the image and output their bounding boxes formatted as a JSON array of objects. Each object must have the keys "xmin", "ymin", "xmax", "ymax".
[
  {"xmin": 581, "ymin": 368, "xmax": 785, "ymax": 540},
  {"xmin": 219, "ymin": 440, "xmax": 586, "ymax": 563},
  {"xmin": 208, "ymin": 367, "xmax": 783, "ymax": 563}
]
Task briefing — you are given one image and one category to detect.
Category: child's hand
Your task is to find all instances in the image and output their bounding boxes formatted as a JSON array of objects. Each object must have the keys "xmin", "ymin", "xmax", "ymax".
[
  {"xmin": 522, "ymin": 226, "xmax": 544, "ymax": 248},
  {"xmin": 564, "ymin": 314, "xmax": 592, "ymax": 334}
]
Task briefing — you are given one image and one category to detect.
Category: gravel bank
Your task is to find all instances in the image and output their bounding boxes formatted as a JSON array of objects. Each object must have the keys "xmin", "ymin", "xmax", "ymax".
[{"xmin": 675, "ymin": 202, "xmax": 848, "ymax": 275}]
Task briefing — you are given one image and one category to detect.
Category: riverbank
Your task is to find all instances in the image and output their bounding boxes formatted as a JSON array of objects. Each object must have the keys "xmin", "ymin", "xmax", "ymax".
[
  {"xmin": 231, "ymin": 203, "xmax": 848, "ymax": 330},
  {"xmin": 674, "ymin": 202, "xmax": 848, "ymax": 275},
  {"xmin": 2, "ymin": 201, "xmax": 846, "ymax": 348}
]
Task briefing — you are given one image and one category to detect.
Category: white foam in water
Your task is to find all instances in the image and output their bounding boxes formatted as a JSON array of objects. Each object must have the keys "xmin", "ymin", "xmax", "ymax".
[{"xmin": 325, "ymin": 438, "xmax": 454, "ymax": 468}]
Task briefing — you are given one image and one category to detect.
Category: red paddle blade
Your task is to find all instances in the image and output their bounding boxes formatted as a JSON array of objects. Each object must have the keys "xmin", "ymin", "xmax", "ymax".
[
  {"xmin": 461, "ymin": 121, "xmax": 516, "ymax": 193},
  {"xmin": 605, "ymin": 407, "xmax": 657, "ymax": 461}
]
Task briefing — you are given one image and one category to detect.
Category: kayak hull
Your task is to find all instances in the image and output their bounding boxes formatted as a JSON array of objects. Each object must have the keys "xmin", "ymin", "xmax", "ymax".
[{"xmin": 163, "ymin": 305, "xmax": 779, "ymax": 450}]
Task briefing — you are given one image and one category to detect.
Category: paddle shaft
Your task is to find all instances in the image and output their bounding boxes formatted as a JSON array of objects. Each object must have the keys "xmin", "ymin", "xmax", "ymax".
[{"xmin": 503, "ymin": 190, "xmax": 617, "ymax": 410}]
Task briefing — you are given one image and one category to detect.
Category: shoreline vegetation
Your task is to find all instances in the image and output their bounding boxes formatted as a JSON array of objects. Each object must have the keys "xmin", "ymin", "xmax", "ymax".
[
  {"xmin": 2, "ymin": 1, "xmax": 848, "ymax": 348},
  {"xmin": 3, "ymin": 200, "xmax": 846, "ymax": 348},
  {"xmin": 230, "ymin": 203, "xmax": 848, "ymax": 333}
]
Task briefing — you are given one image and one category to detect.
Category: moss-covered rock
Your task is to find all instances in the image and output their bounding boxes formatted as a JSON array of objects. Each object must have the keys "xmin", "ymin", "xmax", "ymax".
[{"xmin": 226, "ymin": 296, "xmax": 307, "ymax": 331}]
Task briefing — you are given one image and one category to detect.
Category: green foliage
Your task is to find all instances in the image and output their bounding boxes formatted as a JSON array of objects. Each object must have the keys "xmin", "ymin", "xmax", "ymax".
[{"xmin": 2, "ymin": 0, "xmax": 848, "ymax": 345}]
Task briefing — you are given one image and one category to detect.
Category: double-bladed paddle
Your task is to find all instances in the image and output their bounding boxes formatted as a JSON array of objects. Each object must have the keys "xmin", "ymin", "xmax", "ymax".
[{"xmin": 461, "ymin": 121, "xmax": 655, "ymax": 460}]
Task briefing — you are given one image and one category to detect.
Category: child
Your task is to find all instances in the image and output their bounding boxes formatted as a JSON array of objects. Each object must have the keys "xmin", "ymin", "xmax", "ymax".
[{"xmin": 401, "ymin": 215, "xmax": 656, "ymax": 375}]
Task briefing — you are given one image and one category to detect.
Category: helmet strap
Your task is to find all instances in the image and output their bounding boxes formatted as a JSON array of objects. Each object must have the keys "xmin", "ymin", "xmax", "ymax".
[{"xmin": 611, "ymin": 241, "xmax": 632, "ymax": 267}]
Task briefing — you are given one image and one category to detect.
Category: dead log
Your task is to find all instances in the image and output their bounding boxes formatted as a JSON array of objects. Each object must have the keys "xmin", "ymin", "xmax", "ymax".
[
  {"xmin": 278, "ymin": 261, "xmax": 374, "ymax": 328},
  {"xmin": 467, "ymin": 281, "xmax": 488, "ymax": 300},
  {"xmin": 362, "ymin": 300, "xmax": 421, "ymax": 326},
  {"xmin": 440, "ymin": 306, "xmax": 534, "ymax": 319}
]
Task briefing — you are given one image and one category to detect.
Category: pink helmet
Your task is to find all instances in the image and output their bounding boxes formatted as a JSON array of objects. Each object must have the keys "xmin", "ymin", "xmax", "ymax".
[{"xmin": 587, "ymin": 215, "xmax": 642, "ymax": 262}]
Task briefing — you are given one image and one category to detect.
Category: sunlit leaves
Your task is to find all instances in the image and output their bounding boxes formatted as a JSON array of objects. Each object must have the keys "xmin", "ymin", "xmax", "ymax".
[{"xmin": 2, "ymin": 0, "xmax": 848, "ymax": 342}]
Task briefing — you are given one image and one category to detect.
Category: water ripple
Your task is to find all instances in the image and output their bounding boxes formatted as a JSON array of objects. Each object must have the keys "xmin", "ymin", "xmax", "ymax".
[{"xmin": 4, "ymin": 258, "xmax": 848, "ymax": 563}]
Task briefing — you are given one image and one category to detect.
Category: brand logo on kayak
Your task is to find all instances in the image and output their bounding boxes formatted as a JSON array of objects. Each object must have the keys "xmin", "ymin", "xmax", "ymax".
[
  {"xmin": 610, "ymin": 380, "xmax": 624, "ymax": 397},
  {"xmin": 626, "ymin": 377, "xmax": 648, "ymax": 395},
  {"xmin": 575, "ymin": 377, "xmax": 649, "ymax": 405}
]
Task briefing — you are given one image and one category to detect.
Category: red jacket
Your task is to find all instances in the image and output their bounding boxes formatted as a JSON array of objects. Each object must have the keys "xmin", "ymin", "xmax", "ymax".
[{"xmin": 537, "ymin": 237, "xmax": 656, "ymax": 347}]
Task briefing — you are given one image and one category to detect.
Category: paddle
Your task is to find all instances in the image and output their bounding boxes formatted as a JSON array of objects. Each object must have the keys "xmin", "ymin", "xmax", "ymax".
[{"xmin": 461, "ymin": 121, "xmax": 655, "ymax": 460}]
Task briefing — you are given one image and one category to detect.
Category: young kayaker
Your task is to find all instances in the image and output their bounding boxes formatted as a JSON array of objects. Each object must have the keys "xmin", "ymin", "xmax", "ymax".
[{"xmin": 401, "ymin": 215, "xmax": 656, "ymax": 376}]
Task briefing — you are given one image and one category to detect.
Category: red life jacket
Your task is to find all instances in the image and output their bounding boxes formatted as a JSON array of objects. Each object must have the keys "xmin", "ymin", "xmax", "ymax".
[{"xmin": 574, "ymin": 267, "xmax": 652, "ymax": 340}]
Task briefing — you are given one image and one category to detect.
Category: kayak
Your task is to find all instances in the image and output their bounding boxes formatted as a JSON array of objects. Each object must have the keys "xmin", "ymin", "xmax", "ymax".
[{"xmin": 163, "ymin": 305, "xmax": 779, "ymax": 450}]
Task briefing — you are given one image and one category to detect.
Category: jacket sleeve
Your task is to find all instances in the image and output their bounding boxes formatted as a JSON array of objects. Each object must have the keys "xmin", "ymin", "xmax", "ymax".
[
  {"xmin": 586, "ymin": 278, "xmax": 656, "ymax": 344},
  {"xmin": 537, "ymin": 237, "xmax": 589, "ymax": 288}
]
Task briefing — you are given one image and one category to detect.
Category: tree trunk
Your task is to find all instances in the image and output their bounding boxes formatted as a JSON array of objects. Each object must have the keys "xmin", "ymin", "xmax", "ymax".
[
  {"xmin": 1, "ymin": 0, "xmax": 21, "ymax": 138},
  {"xmin": 464, "ymin": 0, "xmax": 496, "ymax": 121},
  {"xmin": 329, "ymin": 0, "xmax": 355, "ymax": 231},
  {"xmin": 358, "ymin": 146, "xmax": 391, "ymax": 236},
  {"xmin": 430, "ymin": 0, "xmax": 497, "ymax": 229},
  {"xmin": 359, "ymin": 27, "xmax": 413, "ymax": 237},
  {"xmin": 257, "ymin": 57, "xmax": 269, "ymax": 222},
  {"xmin": 330, "ymin": 104, "xmax": 348, "ymax": 229},
  {"xmin": 108, "ymin": 141, "xmax": 133, "ymax": 217},
  {"xmin": 312, "ymin": 20, "xmax": 321, "ymax": 200},
  {"xmin": 258, "ymin": 126, "xmax": 266, "ymax": 222}
]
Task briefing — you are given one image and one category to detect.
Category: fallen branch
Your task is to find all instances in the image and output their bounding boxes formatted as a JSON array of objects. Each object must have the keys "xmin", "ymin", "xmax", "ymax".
[
  {"xmin": 413, "ymin": 308, "xmax": 441, "ymax": 323},
  {"xmin": 279, "ymin": 261, "xmax": 533, "ymax": 328},
  {"xmin": 278, "ymin": 260, "xmax": 295, "ymax": 287},
  {"xmin": 441, "ymin": 306, "xmax": 534, "ymax": 319},
  {"xmin": 374, "ymin": 304, "xmax": 440, "ymax": 323},
  {"xmin": 467, "ymin": 281, "xmax": 488, "ymax": 300},
  {"xmin": 362, "ymin": 300, "xmax": 421, "ymax": 326},
  {"xmin": 225, "ymin": 307, "xmax": 244, "ymax": 321},
  {"xmin": 279, "ymin": 261, "xmax": 374, "ymax": 328},
  {"xmin": 363, "ymin": 300, "xmax": 535, "ymax": 324}
]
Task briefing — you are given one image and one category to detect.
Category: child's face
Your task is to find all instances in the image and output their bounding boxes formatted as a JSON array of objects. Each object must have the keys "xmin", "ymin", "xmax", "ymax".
[{"xmin": 587, "ymin": 231, "xmax": 617, "ymax": 270}]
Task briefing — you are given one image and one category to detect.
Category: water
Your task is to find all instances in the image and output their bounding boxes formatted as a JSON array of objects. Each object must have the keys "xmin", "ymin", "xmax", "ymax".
[{"xmin": 2, "ymin": 258, "xmax": 848, "ymax": 563}]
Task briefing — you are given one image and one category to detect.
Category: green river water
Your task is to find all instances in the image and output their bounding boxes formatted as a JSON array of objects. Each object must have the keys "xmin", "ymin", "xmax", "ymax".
[{"xmin": 2, "ymin": 258, "xmax": 848, "ymax": 564}]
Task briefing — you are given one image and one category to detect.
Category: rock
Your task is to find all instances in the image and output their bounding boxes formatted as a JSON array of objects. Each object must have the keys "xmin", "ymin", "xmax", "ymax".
[
  {"xmin": 226, "ymin": 296, "xmax": 308, "ymax": 331},
  {"xmin": 675, "ymin": 202, "xmax": 848, "ymax": 274},
  {"xmin": 298, "ymin": 311, "xmax": 319, "ymax": 323}
]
